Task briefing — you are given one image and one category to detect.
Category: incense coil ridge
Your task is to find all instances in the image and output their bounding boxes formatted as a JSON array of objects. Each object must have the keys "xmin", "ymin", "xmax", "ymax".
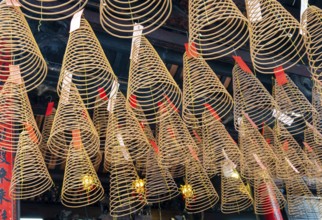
[
  {"xmin": 202, "ymin": 111, "xmax": 241, "ymax": 177},
  {"xmin": 109, "ymin": 145, "xmax": 146, "ymax": 217},
  {"xmin": 245, "ymin": 0, "xmax": 306, "ymax": 73},
  {"xmin": 220, "ymin": 160, "xmax": 253, "ymax": 214},
  {"xmin": 145, "ymin": 150, "xmax": 179, "ymax": 203},
  {"xmin": 57, "ymin": 18, "xmax": 117, "ymax": 109},
  {"xmin": 0, "ymin": 3, "xmax": 47, "ymax": 91},
  {"xmin": 184, "ymin": 159, "xmax": 219, "ymax": 213},
  {"xmin": 312, "ymin": 82, "xmax": 322, "ymax": 138},
  {"xmin": 0, "ymin": 79, "xmax": 41, "ymax": 153},
  {"xmin": 182, "ymin": 53, "xmax": 233, "ymax": 128},
  {"xmin": 93, "ymin": 95, "xmax": 109, "ymax": 151},
  {"xmin": 10, "ymin": 132, "xmax": 53, "ymax": 200},
  {"xmin": 61, "ymin": 143, "xmax": 104, "ymax": 208},
  {"xmin": 104, "ymin": 91, "xmax": 150, "ymax": 164},
  {"xmin": 188, "ymin": 0, "xmax": 249, "ymax": 60},
  {"xmin": 39, "ymin": 108, "xmax": 66, "ymax": 167},
  {"xmin": 100, "ymin": 0, "xmax": 172, "ymax": 38},
  {"xmin": 233, "ymin": 63, "xmax": 279, "ymax": 131},
  {"xmin": 48, "ymin": 83, "xmax": 100, "ymax": 159},
  {"xmin": 253, "ymin": 171, "xmax": 286, "ymax": 215},
  {"xmin": 302, "ymin": 6, "xmax": 322, "ymax": 78},
  {"xmin": 273, "ymin": 74, "xmax": 316, "ymax": 136},
  {"xmin": 127, "ymin": 36, "xmax": 182, "ymax": 124}
]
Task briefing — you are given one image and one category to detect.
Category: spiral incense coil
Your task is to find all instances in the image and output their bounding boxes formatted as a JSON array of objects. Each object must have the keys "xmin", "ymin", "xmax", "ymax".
[
  {"xmin": 127, "ymin": 36, "xmax": 182, "ymax": 124},
  {"xmin": 39, "ymin": 108, "xmax": 65, "ymax": 167},
  {"xmin": 239, "ymin": 116, "xmax": 277, "ymax": 182},
  {"xmin": 109, "ymin": 145, "xmax": 146, "ymax": 217},
  {"xmin": 302, "ymin": 6, "xmax": 322, "ymax": 78},
  {"xmin": 221, "ymin": 160, "xmax": 253, "ymax": 214},
  {"xmin": 182, "ymin": 53, "xmax": 233, "ymax": 128},
  {"xmin": 91, "ymin": 151, "xmax": 103, "ymax": 171},
  {"xmin": 158, "ymin": 106, "xmax": 199, "ymax": 168},
  {"xmin": 188, "ymin": 0, "xmax": 249, "ymax": 60},
  {"xmin": 61, "ymin": 142, "xmax": 104, "ymax": 208},
  {"xmin": 304, "ymin": 124, "xmax": 322, "ymax": 165},
  {"xmin": 48, "ymin": 83, "xmax": 99, "ymax": 159},
  {"xmin": 0, "ymin": 3, "xmax": 47, "ymax": 92},
  {"xmin": 168, "ymin": 164, "xmax": 185, "ymax": 178},
  {"xmin": 189, "ymin": 127, "xmax": 203, "ymax": 164},
  {"xmin": 10, "ymin": 132, "xmax": 53, "ymax": 200},
  {"xmin": 284, "ymin": 167, "xmax": 320, "ymax": 216},
  {"xmin": 202, "ymin": 111, "xmax": 241, "ymax": 177},
  {"xmin": 273, "ymin": 123, "xmax": 310, "ymax": 179},
  {"xmin": 184, "ymin": 159, "xmax": 219, "ymax": 213},
  {"xmin": 262, "ymin": 125, "xmax": 277, "ymax": 147},
  {"xmin": 145, "ymin": 150, "xmax": 179, "ymax": 203},
  {"xmin": 17, "ymin": 0, "xmax": 87, "ymax": 21},
  {"xmin": 93, "ymin": 95, "xmax": 109, "ymax": 151},
  {"xmin": 312, "ymin": 83, "xmax": 322, "ymax": 138},
  {"xmin": 245, "ymin": 0, "xmax": 306, "ymax": 73},
  {"xmin": 253, "ymin": 171, "xmax": 286, "ymax": 215},
  {"xmin": 0, "ymin": 75, "xmax": 42, "ymax": 153},
  {"xmin": 273, "ymin": 75, "xmax": 316, "ymax": 136},
  {"xmin": 57, "ymin": 18, "xmax": 117, "ymax": 109},
  {"xmin": 100, "ymin": 0, "xmax": 172, "ymax": 38},
  {"xmin": 104, "ymin": 91, "xmax": 150, "ymax": 164},
  {"xmin": 233, "ymin": 62, "xmax": 279, "ymax": 131}
]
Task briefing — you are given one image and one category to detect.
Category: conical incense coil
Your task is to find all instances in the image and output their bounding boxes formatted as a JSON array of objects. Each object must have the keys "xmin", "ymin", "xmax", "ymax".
[
  {"xmin": 100, "ymin": 0, "xmax": 172, "ymax": 38},
  {"xmin": 182, "ymin": 52, "xmax": 233, "ymax": 128},
  {"xmin": 93, "ymin": 95, "xmax": 109, "ymax": 151},
  {"xmin": 304, "ymin": 123, "xmax": 322, "ymax": 166},
  {"xmin": 189, "ymin": 127, "xmax": 203, "ymax": 164},
  {"xmin": 273, "ymin": 123, "xmax": 310, "ymax": 179},
  {"xmin": 109, "ymin": 145, "xmax": 146, "ymax": 217},
  {"xmin": 61, "ymin": 138, "xmax": 104, "ymax": 208},
  {"xmin": 91, "ymin": 150, "xmax": 103, "ymax": 171},
  {"xmin": 245, "ymin": 0, "xmax": 306, "ymax": 73},
  {"xmin": 232, "ymin": 57, "xmax": 279, "ymax": 131},
  {"xmin": 145, "ymin": 150, "xmax": 179, "ymax": 203},
  {"xmin": 188, "ymin": 0, "xmax": 249, "ymax": 60},
  {"xmin": 302, "ymin": 6, "xmax": 322, "ymax": 78},
  {"xmin": 0, "ymin": 3, "xmax": 47, "ymax": 92},
  {"xmin": 48, "ymin": 83, "xmax": 99, "ymax": 159},
  {"xmin": 57, "ymin": 17, "xmax": 117, "ymax": 109},
  {"xmin": 221, "ymin": 160, "xmax": 253, "ymax": 214},
  {"xmin": 284, "ymin": 166, "xmax": 321, "ymax": 216},
  {"xmin": 10, "ymin": 132, "xmax": 53, "ymax": 200},
  {"xmin": 127, "ymin": 36, "xmax": 182, "ymax": 124},
  {"xmin": 17, "ymin": 0, "xmax": 87, "ymax": 21},
  {"xmin": 0, "ymin": 71, "xmax": 41, "ymax": 153},
  {"xmin": 105, "ymin": 91, "xmax": 150, "ymax": 165},
  {"xmin": 183, "ymin": 159, "xmax": 219, "ymax": 213},
  {"xmin": 168, "ymin": 164, "xmax": 185, "ymax": 179},
  {"xmin": 158, "ymin": 106, "xmax": 199, "ymax": 168},
  {"xmin": 239, "ymin": 116, "xmax": 277, "ymax": 181},
  {"xmin": 262, "ymin": 125, "xmax": 277, "ymax": 147},
  {"xmin": 273, "ymin": 71, "xmax": 316, "ymax": 135},
  {"xmin": 39, "ymin": 107, "xmax": 65, "ymax": 167},
  {"xmin": 312, "ymin": 83, "xmax": 322, "ymax": 138},
  {"xmin": 202, "ymin": 111, "xmax": 241, "ymax": 177},
  {"xmin": 253, "ymin": 171, "xmax": 286, "ymax": 215}
]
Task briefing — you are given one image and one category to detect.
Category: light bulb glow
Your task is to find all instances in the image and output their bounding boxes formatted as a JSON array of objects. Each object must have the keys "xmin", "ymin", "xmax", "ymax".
[
  {"xmin": 82, "ymin": 174, "xmax": 94, "ymax": 190},
  {"xmin": 132, "ymin": 178, "xmax": 145, "ymax": 194},
  {"xmin": 180, "ymin": 184, "xmax": 194, "ymax": 199}
]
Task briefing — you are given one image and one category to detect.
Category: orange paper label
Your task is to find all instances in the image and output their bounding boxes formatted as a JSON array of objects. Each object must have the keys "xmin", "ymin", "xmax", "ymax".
[
  {"xmin": 243, "ymin": 113, "xmax": 258, "ymax": 129},
  {"xmin": 167, "ymin": 127, "xmax": 175, "ymax": 139},
  {"xmin": 303, "ymin": 142, "xmax": 313, "ymax": 152},
  {"xmin": 188, "ymin": 145, "xmax": 199, "ymax": 161},
  {"xmin": 193, "ymin": 130, "xmax": 202, "ymax": 143},
  {"xmin": 253, "ymin": 153, "xmax": 266, "ymax": 170},
  {"xmin": 274, "ymin": 66, "xmax": 288, "ymax": 86},
  {"xmin": 164, "ymin": 94, "xmax": 179, "ymax": 112},
  {"xmin": 204, "ymin": 103, "xmax": 221, "ymax": 121},
  {"xmin": 149, "ymin": 139, "xmax": 159, "ymax": 154},
  {"xmin": 282, "ymin": 141, "xmax": 288, "ymax": 151},
  {"xmin": 24, "ymin": 123, "xmax": 38, "ymax": 144},
  {"xmin": 233, "ymin": 56, "xmax": 252, "ymax": 74},
  {"xmin": 184, "ymin": 42, "xmax": 198, "ymax": 58},
  {"xmin": 72, "ymin": 129, "xmax": 81, "ymax": 149}
]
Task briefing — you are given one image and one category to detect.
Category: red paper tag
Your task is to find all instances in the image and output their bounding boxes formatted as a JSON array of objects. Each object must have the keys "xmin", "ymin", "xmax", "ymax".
[
  {"xmin": 282, "ymin": 141, "xmax": 288, "ymax": 151},
  {"xmin": 167, "ymin": 127, "xmax": 175, "ymax": 139},
  {"xmin": 274, "ymin": 66, "xmax": 288, "ymax": 86},
  {"xmin": 266, "ymin": 138, "xmax": 271, "ymax": 145},
  {"xmin": 158, "ymin": 101, "xmax": 166, "ymax": 113},
  {"xmin": 129, "ymin": 94, "xmax": 137, "ymax": 108},
  {"xmin": 243, "ymin": 113, "xmax": 258, "ymax": 129},
  {"xmin": 188, "ymin": 145, "xmax": 199, "ymax": 161},
  {"xmin": 72, "ymin": 129, "xmax": 81, "ymax": 149},
  {"xmin": 204, "ymin": 103, "xmax": 221, "ymax": 121},
  {"xmin": 193, "ymin": 130, "xmax": 202, "ymax": 143},
  {"xmin": 139, "ymin": 122, "xmax": 145, "ymax": 129},
  {"xmin": 149, "ymin": 139, "xmax": 159, "ymax": 154},
  {"xmin": 185, "ymin": 42, "xmax": 198, "ymax": 58},
  {"xmin": 303, "ymin": 142, "xmax": 313, "ymax": 152},
  {"xmin": 164, "ymin": 94, "xmax": 179, "ymax": 112},
  {"xmin": 98, "ymin": 87, "xmax": 108, "ymax": 101},
  {"xmin": 24, "ymin": 123, "xmax": 38, "ymax": 144},
  {"xmin": 45, "ymin": 102, "xmax": 54, "ymax": 116},
  {"xmin": 233, "ymin": 56, "xmax": 252, "ymax": 74},
  {"xmin": 261, "ymin": 123, "xmax": 265, "ymax": 135}
]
